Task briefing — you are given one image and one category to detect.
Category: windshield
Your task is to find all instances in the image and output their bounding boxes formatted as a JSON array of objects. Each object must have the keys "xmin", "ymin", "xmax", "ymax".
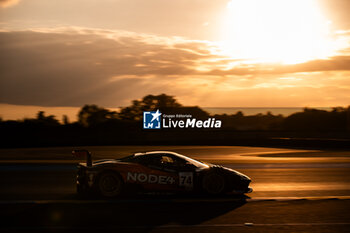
[
  {"xmin": 172, "ymin": 152, "xmax": 209, "ymax": 169},
  {"xmin": 118, "ymin": 152, "xmax": 209, "ymax": 169}
]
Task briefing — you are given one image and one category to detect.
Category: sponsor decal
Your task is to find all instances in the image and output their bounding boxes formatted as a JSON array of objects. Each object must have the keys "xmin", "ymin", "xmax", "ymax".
[
  {"xmin": 143, "ymin": 110, "xmax": 222, "ymax": 129},
  {"xmin": 127, "ymin": 172, "xmax": 175, "ymax": 185}
]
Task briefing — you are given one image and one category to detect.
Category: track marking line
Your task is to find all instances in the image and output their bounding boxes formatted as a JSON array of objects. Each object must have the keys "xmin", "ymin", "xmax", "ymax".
[
  {"xmin": 0, "ymin": 196, "xmax": 350, "ymax": 204},
  {"xmin": 2, "ymin": 222, "xmax": 350, "ymax": 230}
]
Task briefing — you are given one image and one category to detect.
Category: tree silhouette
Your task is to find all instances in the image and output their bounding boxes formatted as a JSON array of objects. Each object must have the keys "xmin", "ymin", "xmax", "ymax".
[
  {"xmin": 118, "ymin": 94, "xmax": 182, "ymax": 121},
  {"xmin": 142, "ymin": 94, "xmax": 182, "ymax": 109},
  {"xmin": 283, "ymin": 107, "xmax": 347, "ymax": 131},
  {"xmin": 62, "ymin": 115, "xmax": 69, "ymax": 125},
  {"xmin": 33, "ymin": 111, "xmax": 60, "ymax": 126},
  {"xmin": 78, "ymin": 105, "xmax": 117, "ymax": 127}
]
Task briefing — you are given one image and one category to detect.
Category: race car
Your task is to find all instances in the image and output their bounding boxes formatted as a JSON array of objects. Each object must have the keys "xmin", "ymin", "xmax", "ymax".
[{"xmin": 73, "ymin": 150, "xmax": 253, "ymax": 197}]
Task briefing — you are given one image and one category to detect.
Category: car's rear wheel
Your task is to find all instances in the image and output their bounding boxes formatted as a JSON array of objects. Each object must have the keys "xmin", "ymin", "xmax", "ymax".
[
  {"xmin": 98, "ymin": 172, "xmax": 123, "ymax": 198},
  {"xmin": 202, "ymin": 172, "xmax": 226, "ymax": 195}
]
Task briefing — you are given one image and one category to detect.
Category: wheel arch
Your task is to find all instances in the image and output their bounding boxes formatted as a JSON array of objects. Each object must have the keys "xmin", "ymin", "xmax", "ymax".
[
  {"xmin": 96, "ymin": 169, "xmax": 124, "ymax": 184},
  {"xmin": 200, "ymin": 169, "xmax": 227, "ymax": 195}
]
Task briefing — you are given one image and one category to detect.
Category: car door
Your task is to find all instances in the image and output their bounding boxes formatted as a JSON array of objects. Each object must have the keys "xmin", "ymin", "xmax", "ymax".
[
  {"xmin": 127, "ymin": 154, "xmax": 179, "ymax": 191},
  {"xmin": 161, "ymin": 154, "xmax": 196, "ymax": 191}
]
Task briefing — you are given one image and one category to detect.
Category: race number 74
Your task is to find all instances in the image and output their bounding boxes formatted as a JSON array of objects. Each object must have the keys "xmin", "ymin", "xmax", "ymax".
[{"xmin": 179, "ymin": 172, "xmax": 193, "ymax": 188}]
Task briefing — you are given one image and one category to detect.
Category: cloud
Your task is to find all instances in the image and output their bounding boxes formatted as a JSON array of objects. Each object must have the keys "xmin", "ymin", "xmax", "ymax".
[
  {"xmin": 0, "ymin": 28, "xmax": 350, "ymax": 108},
  {"xmin": 206, "ymin": 55, "xmax": 350, "ymax": 76},
  {"xmin": 0, "ymin": 28, "xmax": 217, "ymax": 107},
  {"xmin": 0, "ymin": 0, "xmax": 20, "ymax": 8}
]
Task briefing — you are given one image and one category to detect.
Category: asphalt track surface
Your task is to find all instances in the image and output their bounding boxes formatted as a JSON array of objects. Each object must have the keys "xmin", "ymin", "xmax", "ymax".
[{"xmin": 0, "ymin": 146, "xmax": 350, "ymax": 232}]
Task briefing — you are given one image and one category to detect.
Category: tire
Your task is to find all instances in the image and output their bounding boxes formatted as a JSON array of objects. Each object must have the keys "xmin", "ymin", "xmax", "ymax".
[
  {"xmin": 202, "ymin": 172, "xmax": 226, "ymax": 195},
  {"xmin": 98, "ymin": 172, "xmax": 123, "ymax": 198}
]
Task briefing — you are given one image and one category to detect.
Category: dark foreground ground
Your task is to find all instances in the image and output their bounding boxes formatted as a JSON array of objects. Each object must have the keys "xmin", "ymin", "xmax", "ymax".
[
  {"xmin": 1, "ymin": 199, "xmax": 350, "ymax": 233},
  {"xmin": 0, "ymin": 146, "xmax": 350, "ymax": 232}
]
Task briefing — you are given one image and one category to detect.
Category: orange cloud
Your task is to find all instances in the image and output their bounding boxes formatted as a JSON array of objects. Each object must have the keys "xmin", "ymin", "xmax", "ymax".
[
  {"xmin": 0, "ymin": 28, "xmax": 349, "ymax": 108},
  {"xmin": 0, "ymin": 0, "xmax": 20, "ymax": 8},
  {"xmin": 0, "ymin": 29, "xmax": 214, "ymax": 107}
]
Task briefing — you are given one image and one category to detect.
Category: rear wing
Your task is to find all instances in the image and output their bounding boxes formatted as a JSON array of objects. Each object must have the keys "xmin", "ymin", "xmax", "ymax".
[{"xmin": 72, "ymin": 149, "xmax": 92, "ymax": 167}]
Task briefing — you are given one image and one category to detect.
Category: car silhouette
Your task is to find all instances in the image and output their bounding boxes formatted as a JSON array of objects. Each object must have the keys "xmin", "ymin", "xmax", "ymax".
[{"xmin": 73, "ymin": 150, "xmax": 252, "ymax": 197}]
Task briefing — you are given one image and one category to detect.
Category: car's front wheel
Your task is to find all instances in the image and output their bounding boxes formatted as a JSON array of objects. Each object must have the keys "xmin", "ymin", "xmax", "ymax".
[
  {"xmin": 98, "ymin": 172, "xmax": 123, "ymax": 198},
  {"xmin": 202, "ymin": 172, "xmax": 226, "ymax": 195}
]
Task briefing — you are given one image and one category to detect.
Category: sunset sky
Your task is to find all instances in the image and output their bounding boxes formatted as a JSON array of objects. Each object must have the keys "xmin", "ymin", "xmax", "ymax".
[{"xmin": 0, "ymin": 0, "xmax": 350, "ymax": 120}]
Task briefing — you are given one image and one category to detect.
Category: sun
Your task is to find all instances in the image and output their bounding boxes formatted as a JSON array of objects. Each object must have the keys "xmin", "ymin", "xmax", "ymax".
[{"xmin": 220, "ymin": 0, "xmax": 339, "ymax": 64}]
